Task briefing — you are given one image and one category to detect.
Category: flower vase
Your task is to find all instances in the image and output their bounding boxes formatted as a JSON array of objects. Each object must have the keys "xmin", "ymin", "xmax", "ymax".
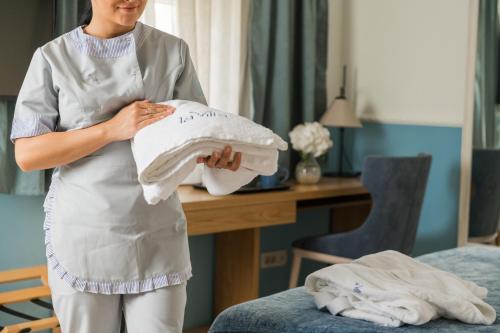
[{"xmin": 295, "ymin": 153, "xmax": 321, "ymax": 184}]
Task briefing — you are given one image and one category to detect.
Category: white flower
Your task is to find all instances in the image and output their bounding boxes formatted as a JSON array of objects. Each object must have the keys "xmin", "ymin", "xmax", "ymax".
[{"xmin": 288, "ymin": 121, "xmax": 333, "ymax": 158}]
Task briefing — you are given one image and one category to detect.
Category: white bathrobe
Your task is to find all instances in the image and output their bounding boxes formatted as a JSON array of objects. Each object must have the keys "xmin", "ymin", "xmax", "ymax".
[
  {"xmin": 131, "ymin": 100, "xmax": 288, "ymax": 204},
  {"xmin": 304, "ymin": 250, "xmax": 496, "ymax": 327}
]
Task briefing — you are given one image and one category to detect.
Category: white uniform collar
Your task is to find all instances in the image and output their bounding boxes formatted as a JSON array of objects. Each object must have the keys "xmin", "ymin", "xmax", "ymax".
[{"xmin": 69, "ymin": 21, "xmax": 145, "ymax": 58}]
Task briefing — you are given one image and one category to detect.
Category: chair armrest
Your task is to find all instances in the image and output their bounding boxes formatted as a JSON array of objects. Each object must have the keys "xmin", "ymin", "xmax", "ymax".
[
  {"xmin": 0, "ymin": 315, "xmax": 59, "ymax": 333},
  {"xmin": 0, "ymin": 286, "xmax": 51, "ymax": 305},
  {"xmin": 0, "ymin": 266, "xmax": 47, "ymax": 285}
]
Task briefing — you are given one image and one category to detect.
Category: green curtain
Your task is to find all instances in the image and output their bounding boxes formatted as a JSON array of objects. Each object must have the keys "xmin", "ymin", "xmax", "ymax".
[
  {"xmin": 250, "ymin": 0, "xmax": 328, "ymax": 171},
  {"xmin": 55, "ymin": 0, "xmax": 87, "ymax": 36},
  {"xmin": 0, "ymin": 1, "xmax": 84, "ymax": 195},
  {"xmin": 474, "ymin": 0, "xmax": 499, "ymax": 148}
]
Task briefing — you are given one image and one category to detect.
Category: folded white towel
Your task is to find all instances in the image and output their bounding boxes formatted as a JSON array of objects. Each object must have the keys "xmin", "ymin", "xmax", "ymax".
[
  {"xmin": 304, "ymin": 250, "xmax": 496, "ymax": 327},
  {"xmin": 131, "ymin": 100, "xmax": 288, "ymax": 204}
]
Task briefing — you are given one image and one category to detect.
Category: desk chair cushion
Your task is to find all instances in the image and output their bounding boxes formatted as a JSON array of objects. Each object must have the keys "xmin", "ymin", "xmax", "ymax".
[
  {"xmin": 293, "ymin": 155, "xmax": 432, "ymax": 258},
  {"xmin": 209, "ymin": 246, "xmax": 500, "ymax": 333}
]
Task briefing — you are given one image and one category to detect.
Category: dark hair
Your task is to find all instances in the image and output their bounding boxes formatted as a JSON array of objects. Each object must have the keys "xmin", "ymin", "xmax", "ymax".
[{"xmin": 80, "ymin": 0, "xmax": 93, "ymax": 26}]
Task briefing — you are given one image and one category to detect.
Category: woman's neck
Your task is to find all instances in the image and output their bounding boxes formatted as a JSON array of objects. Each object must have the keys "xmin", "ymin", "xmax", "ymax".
[{"xmin": 82, "ymin": 19, "xmax": 136, "ymax": 39}]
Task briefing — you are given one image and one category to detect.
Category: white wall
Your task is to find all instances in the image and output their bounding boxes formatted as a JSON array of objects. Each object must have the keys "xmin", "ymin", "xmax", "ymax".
[
  {"xmin": 326, "ymin": 0, "xmax": 347, "ymax": 105},
  {"xmin": 327, "ymin": 0, "xmax": 472, "ymax": 127}
]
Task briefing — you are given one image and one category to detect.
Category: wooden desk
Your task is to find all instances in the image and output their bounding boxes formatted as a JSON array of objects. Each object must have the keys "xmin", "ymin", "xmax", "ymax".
[{"xmin": 177, "ymin": 177, "xmax": 368, "ymax": 318}]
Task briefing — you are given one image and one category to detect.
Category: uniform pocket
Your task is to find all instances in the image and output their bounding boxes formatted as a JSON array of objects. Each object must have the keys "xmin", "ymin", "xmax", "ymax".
[
  {"xmin": 77, "ymin": 69, "xmax": 106, "ymax": 112},
  {"xmin": 76, "ymin": 59, "xmax": 145, "ymax": 116}
]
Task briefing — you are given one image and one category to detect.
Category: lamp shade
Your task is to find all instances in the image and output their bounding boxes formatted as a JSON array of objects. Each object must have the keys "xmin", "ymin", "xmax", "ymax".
[{"xmin": 320, "ymin": 98, "xmax": 362, "ymax": 128}]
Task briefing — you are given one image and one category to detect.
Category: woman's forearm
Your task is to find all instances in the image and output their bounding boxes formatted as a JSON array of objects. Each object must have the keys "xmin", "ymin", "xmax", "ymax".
[
  {"xmin": 14, "ymin": 121, "xmax": 114, "ymax": 172},
  {"xmin": 13, "ymin": 101, "xmax": 175, "ymax": 172}
]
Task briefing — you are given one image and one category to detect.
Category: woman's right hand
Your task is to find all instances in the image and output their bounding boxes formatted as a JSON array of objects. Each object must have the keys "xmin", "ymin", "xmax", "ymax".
[{"xmin": 104, "ymin": 99, "xmax": 176, "ymax": 142}]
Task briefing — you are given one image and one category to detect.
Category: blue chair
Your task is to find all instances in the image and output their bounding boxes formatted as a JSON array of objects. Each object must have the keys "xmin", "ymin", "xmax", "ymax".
[
  {"xmin": 468, "ymin": 148, "xmax": 500, "ymax": 244},
  {"xmin": 289, "ymin": 154, "xmax": 432, "ymax": 288}
]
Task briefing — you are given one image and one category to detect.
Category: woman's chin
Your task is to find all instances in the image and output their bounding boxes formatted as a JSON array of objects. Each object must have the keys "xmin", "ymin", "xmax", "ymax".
[
  {"xmin": 114, "ymin": 10, "xmax": 141, "ymax": 23},
  {"xmin": 116, "ymin": 17, "xmax": 140, "ymax": 28}
]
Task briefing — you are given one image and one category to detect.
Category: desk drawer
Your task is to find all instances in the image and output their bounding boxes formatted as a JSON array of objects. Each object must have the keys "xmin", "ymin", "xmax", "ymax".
[{"xmin": 186, "ymin": 201, "xmax": 296, "ymax": 235}]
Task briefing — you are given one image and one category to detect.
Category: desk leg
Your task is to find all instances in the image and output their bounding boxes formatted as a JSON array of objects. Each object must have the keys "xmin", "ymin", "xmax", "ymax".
[{"xmin": 214, "ymin": 228, "xmax": 260, "ymax": 316}]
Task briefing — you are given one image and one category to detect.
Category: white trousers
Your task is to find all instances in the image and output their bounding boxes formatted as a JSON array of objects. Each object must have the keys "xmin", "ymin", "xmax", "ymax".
[{"xmin": 48, "ymin": 266, "xmax": 187, "ymax": 333}]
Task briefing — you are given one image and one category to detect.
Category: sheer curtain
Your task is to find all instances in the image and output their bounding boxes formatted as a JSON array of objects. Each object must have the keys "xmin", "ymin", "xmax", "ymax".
[
  {"xmin": 139, "ymin": 0, "xmax": 251, "ymax": 184},
  {"xmin": 139, "ymin": 0, "xmax": 178, "ymax": 35},
  {"xmin": 140, "ymin": 0, "xmax": 252, "ymax": 118}
]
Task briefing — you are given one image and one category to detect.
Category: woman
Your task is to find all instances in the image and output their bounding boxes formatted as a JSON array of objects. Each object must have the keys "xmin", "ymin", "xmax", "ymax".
[{"xmin": 10, "ymin": 0, "xmax": 242, "ymax": 332}]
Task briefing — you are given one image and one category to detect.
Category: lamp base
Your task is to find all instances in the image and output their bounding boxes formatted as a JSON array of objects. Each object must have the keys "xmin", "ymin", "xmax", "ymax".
[{"xmin": 322, "ymin": 171, "xmax": 361, "ymax": 178}]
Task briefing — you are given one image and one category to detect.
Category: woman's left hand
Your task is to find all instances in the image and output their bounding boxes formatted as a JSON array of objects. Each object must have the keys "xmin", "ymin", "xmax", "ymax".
[{"xmin": 197, "ymin": 145, "xmax": 242, "ymax": 171}]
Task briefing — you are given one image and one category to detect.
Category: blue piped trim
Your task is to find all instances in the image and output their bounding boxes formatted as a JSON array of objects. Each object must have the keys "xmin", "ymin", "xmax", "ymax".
[
  {"xmin": 43, "ymin": 177, "xmax": 192, "ymax": 294},
  {"xmin": 10, "ymin": 114, "xmax": 54, "ymax": 143},
  {"xmin": 67, "ymin": 21, "xmax": 148, "ymax": 58}
]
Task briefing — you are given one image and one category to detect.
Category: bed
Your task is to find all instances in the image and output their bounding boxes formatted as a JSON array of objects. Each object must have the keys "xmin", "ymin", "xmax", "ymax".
[{"xmin": 208, "ymin": 245, "xmax": 500, "ymax": 333}]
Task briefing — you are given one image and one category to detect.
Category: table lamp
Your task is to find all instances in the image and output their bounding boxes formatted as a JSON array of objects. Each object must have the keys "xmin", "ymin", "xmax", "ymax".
[{"xmin": 320, "ymin": 65, "xmax": 362, "ymax": 177}]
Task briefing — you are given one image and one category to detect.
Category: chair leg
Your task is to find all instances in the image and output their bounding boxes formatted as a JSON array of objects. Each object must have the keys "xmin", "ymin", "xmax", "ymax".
[
  {"xmin": 294, "ymin": 248, "xmax": 353, "ymax": 265},
  {"xmin": 51, "ymin": 309, "xmax": 60, "ymax": 333},
  {"xmin": 289, "ymin": 247, "xmax": 353, "ymax": 289},
  {"xmin": 289, "ymin": 249, "xmax": 302, "ymax": 289},
  {"xmin": 469, "ymin": 232, "xmax": 498, "ymax": 245}
]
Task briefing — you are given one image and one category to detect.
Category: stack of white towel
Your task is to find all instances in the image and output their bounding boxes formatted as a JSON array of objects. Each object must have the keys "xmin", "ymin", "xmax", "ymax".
[
  {"xmin": 131, "ymin": 100, "xmax": 288, "ymax": 205},
  {"xmin": 305, "ymin": 250, "xmax": 496, "ymax": 327}
]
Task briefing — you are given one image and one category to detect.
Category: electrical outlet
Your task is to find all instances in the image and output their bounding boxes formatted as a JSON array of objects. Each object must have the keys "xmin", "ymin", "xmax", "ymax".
[{"xmin": 261, "ymin": 250, "xmax": 287, "ymax": 268}]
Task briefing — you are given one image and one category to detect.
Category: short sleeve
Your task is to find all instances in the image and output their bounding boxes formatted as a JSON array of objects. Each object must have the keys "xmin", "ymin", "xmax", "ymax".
[
  {"xmin": 173, "ymin": 39, "xmax": 208, "ymax": 106},
  {"xmin": 9, "ymin": 47, "xmax": 59, "ymax": 144}
]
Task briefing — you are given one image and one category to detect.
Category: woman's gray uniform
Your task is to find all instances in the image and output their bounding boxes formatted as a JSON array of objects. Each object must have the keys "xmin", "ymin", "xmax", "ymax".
[{"xmin": 10, "ymin": 21, "xmax": 206, "ymax": 332}]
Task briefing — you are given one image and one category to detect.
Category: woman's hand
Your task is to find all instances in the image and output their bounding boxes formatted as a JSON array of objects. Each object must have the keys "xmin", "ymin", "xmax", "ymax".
[
  {"xmin": 103, "ymin": 99, "xmax": 175, "ymax": 142},
  {"xmin": 197, "ymin": 145, "xmax": 242, "ymax": 171}
]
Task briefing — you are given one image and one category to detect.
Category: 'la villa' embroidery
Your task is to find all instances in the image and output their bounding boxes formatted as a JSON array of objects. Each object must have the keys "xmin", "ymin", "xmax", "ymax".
[{"xmin": 179, "ymin": 111, "xmax": 229, "ymax": 124}]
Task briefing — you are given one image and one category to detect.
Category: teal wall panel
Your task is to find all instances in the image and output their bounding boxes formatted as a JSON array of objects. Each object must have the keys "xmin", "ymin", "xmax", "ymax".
[{"xmin": 344, "ymin": 122, "xmax": 462, "ymax": 255}]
